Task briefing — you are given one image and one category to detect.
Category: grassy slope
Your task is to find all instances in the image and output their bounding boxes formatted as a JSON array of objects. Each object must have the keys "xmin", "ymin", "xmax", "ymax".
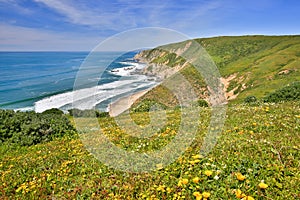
[
  {"xmin": 137, "ymin": 35, "xmax": 300, "ymax": 105},
  {"xmin": 1, "ymin": 36, "xmax": 300, "ymax": 199},
  {"xmin": 1, "ymin": 103, "xmax": 300, "ymax": 199}
]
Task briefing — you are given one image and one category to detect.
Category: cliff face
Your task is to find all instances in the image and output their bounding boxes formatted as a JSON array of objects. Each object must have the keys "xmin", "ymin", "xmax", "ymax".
[
  {"xmin": 134, "ymin": 47, "xmax": 189, "ymax": 80},
  {"xmin": 133, "ymin": 41, "xmax": 210, "ymax": 107},
  {"xmin": 133, "ymin": 35, "xmax": 300, "ymax": 107}
]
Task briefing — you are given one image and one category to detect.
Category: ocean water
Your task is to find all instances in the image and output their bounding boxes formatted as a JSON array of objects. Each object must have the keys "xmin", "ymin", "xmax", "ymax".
[{"xmin": 0, "ymin": 52, "xmax": 156, "ymax": 112}]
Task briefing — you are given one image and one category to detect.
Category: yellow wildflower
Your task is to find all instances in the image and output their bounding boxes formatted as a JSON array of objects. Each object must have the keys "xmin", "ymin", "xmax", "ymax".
[
  {"xmin": 258, "ymin": 182, "xmax": 268, "ymax": 189},
  {"xmin": 202, "ymin": 191, "xmax": 210, "ymax": 198},
  {"xmin": 192, "ymin": 154, "xmax": 202, "ymax": 159},
  {"xmin": 193, "ymin": 177, "xmax": 200, "ymax": 183},
  {"xmin": 182, "ymin": 178, "xmax": 189, "ymax": 185},
  {"xmin": 193, "ymin": 192, "xmax": 202, "ymax": 200},
  {"xmin": 242, "ymin": 196, "xmax": 254, "ymax": 200},
  {"xmin": 156, "ymin": 185, "xmax": 165, "ymax": 192},
  {"xmin": 156, "ymin": 163, "xmax": 163, "ymax": 170},
  {"xmin": 193, "ymin": 159, "xmax": 201, "ymax": 164},
  {"xmin": 235, "ymin": 189, "xmax": 246, "ymax": 198},
  {"xmin": 178, "ymin": 180, "xmax": 182, "ymax": 187},
  {"xmin": 204, "ymin": 170, "xmax": 213, "ymax": 177},
  {"xmin": 236, "ymin": 172, "xmax": 246, "ymax": 181},
  {"xmin": 166, "ymin": 187, "xmax": 172, "ymax": 193}
]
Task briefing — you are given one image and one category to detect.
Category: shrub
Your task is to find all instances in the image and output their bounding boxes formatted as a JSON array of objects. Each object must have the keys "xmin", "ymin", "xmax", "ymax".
[
  {"xmin": 42, "ymin": 108, "xmax": 64, "ymax": 115},
  {"xmin": 196, "ymin": 99, "xmax": 209, "ymax": 107},
  {"xmin": 263, "ymin": 82, "xmax": 300, "ymax": 103},
  {"xmin": 131, "ymin": 99, "xmax": 167, "ymax": 113},
  {"xmin": 68, "ymin": 109, "xmax": 109, "ymax": 118},
  {"xmin": 96, "ymin": 111, "xmax": 110, "ymax": 118},
  {"xmin": 0, "ymin": 110, "xmax": 76, "ymax": 146},
  {"xmin": 244, "ymin": 96, "xmax": 258, "ymax": 104}
]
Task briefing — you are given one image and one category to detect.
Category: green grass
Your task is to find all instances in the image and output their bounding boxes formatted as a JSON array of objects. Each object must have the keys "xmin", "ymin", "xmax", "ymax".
[
  {"xmin": 136, "ymin": 35, "xmax": 300, "ymax": 105},
  {"xmin": 1, "ymin": 102, "xmax": 299, "ymax": 199}
]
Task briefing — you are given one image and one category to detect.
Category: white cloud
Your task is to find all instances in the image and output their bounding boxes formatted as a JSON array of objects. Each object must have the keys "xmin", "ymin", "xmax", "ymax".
[
  {"xmin": 0, "ymin": 23, "xmax": 101, "ymax": 51},
  {"xmin": 33, "ymin": 0, "xmax": 135, "ymax": 30}
]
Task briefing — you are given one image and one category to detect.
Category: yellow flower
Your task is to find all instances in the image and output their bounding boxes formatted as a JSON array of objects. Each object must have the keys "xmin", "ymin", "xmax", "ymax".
[
  {"xmin": 182, "ymin": 178, "xmax": 189, "ymax": 185},
  {"xmin": 166, "ymin": 187, "xmax": 172, "ymax": 193},
  {"xmin": 242, "ymin": 196, "xmax": 254, "ymax": 200},
  {"xmin": 202, "ymin": 191, "xmax": 210, "ymax": 198},
  {"xmin": 193, "ymin": 192, "xmax": 202, "ymax": 200},
  {"xmin": 156, "ymin": 185, "xmax": 165, "ymax": 192},
  {"xmin": 178, "ymin": 180, "xmax": 182, "ymax": 187},
  {"xmin": 236, "ymin": 172, "xmax": 246, "ymax": 181},
  {"xmin": 193, "ymin": 159, "xmax": 201, "ymax": 164},
  {"xmin": 193, "ymin": 177, "xmax": 200, "ymax": 183},
  {"xmin": 258, "ymin": 182, "xmax": 268, "ymax": 189},
  {"xmin": 235, "ymin": 189, "xmax": 246, "ymax": 198},
  {"xmin": 204, "ymin": 170, "xmax": 213, "ymax": 177},
  {"xmin": 192, "ymin": 154, "xmax": 202, "ymax": 159},
  {"xmin": 156, "ymin": 163, "xmax": 163, "ymax": 170}
]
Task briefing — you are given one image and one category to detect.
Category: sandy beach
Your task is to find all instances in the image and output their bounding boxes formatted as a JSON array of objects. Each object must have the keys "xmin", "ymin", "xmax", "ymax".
[{"xmin": 108, "ymin": 89, "xmax": 150, "ymax": 117}]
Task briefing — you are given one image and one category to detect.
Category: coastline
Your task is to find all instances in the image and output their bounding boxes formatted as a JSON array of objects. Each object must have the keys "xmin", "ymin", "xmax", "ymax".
[{"xmin": 108, "ymin": 89, "xmax": 150, "ymax": 117}]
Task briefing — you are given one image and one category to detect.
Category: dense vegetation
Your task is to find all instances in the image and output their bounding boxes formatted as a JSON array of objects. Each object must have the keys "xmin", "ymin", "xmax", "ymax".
[
  {"xmin": 1, "ymin": 103, "xmax": 299, "ymax": 199},
  {"xmin": 263, "ymin": 81, "xmax": 300, "ymax": 103},
  {"xmin": 1, "ymin": 35, "xmax": 300, "ymax": 199},
  {"xmin": 0, "ymin": 109, "xmax": 76, "ymax": 146},
  {"xmin": 68, "ymin": 108, "xmax": 109, "ymax": 118},
  {"xmin": 137, "ymin": 35, "xmax": 300, "ymax": 106}
]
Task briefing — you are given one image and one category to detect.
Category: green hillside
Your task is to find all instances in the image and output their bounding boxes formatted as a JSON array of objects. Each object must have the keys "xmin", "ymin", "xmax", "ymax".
[
  {"xmin": 1, "ymin": 35, "xmax": 300, "ymax": 199},
  {"xmin": 134, "ymin": 35, "xmax": 300, "ymax": 105}
]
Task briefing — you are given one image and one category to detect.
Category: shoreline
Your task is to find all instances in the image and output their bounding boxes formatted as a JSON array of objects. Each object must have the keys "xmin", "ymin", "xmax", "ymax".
[{"xmin": 108, "ymin": 89, "xmax": 150, "ymax": 117}]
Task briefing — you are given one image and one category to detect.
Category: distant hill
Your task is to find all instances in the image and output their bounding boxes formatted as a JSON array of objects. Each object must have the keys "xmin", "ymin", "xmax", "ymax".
[{"xmin": 133, "ymin": 35, "xmax": 300, "ymax": 106}]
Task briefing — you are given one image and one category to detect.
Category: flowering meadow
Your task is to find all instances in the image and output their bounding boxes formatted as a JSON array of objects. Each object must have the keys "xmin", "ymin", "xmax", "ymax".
[{"xmin": 0, "ymin": 102, "xmax": 299, "ymax": 199}]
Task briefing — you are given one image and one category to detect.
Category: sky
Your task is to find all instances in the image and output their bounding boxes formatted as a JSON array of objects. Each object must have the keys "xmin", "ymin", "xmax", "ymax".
[{"xmin": 0, "ymin": 0, "xmax": 300, "ymax": 51}]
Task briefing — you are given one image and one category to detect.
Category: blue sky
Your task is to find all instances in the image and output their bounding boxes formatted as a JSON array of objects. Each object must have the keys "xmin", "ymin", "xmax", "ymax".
[{"xmin": 1, "ymin": 0, "xmax": 300, "ymax": 51}]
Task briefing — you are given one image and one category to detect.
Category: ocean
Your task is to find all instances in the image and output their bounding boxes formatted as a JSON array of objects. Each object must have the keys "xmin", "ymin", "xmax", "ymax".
[{"xmin": 0, "ymin": 51, "xmax": 157, "ymax": 112}]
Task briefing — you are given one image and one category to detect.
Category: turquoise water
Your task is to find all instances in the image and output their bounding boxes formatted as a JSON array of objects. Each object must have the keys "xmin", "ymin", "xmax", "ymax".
[{"xmin": 0, "ymin": 52, "xmax": 155, "ymax": 112}]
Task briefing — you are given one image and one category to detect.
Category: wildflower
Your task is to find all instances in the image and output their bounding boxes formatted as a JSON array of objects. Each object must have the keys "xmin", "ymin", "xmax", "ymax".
[
  {"xmin": 204, "ymin": 170, "xmax": 213, "ymax": 177},
  {"xmin": 213, "ymin": 175, "xmax": 219, "ymax": 180},
  {"xmin": 156, "ymin": 185, "xmax": 165, "ymax": 192},
  {"xmin": 193, "ymin": 191, "xmax": 202, "ymax": 200},
  {"xmin": 156, "ymin": 163, "xmax": 163, "ymax": 170},
  {"xmin": 258, "ymin": 182, "xmax": 268, "ymax": 189},
  {"xmin": 193, "ymin": 159, "xmax": 201, "ymax": 164},
  {"xmin": 178, "ymin": 180, "xmax": 182, "ymax": 186},
  {"xmin": 166, "ymin": 187, "xmax": 172, "ymax": 193},
  {"xmin": 202, "ymin": 191, "xmax": 211, "ymax": 198},
  {"xmin": 193, "ymin": 177, "xmax": 200, "ymax": 183},
  {"xmin": 236, "ymin": 172, "xmax": 246, "ymax": 181},
  {"xmin": 192, "ymin": 154, "xmax": 203, "ymax": 159},
  {"xmin": 242, "ymin": 196, "xmax": 254, "ymax": 200},
  {"xmin": 182, "ymin": 178, "xmax": 189, "ymax": 185},
  {"xmin": 235, "ymin": 189, "xmax": 246, "ymax": 198},
  {"xmin": 178, "ymin": 178, "xmax": 188, "ymax": 186}
]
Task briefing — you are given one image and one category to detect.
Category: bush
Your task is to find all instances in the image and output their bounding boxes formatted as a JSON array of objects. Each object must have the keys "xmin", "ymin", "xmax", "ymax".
[
  {"xmin": 263, "ymin": 82, "xmax": 300, "ymax": 103},
  {"xmin": 96, "ymin": 111, "xmax": 110, "ymax": 118},
  {"xmin": 68, "ymin": 109, "xmax": 109, "ymax": 118},
  {"xmin": 0, "ymin": 110, "xmax": 76, "ymax": 146},
  {"xmin": 244, "ymin": 96, "xmax": 258, "ymax": 104},
  {"xmin": 196, "ymin": 99, "xmax": 209, "ymax": 107},
  {"xmin": 131, "ymin": 99, "xmax": 167, "ymax": 113},
  {"xmin": 42, "ymin": 108, "xmax": 64, "ymax": 115}
]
